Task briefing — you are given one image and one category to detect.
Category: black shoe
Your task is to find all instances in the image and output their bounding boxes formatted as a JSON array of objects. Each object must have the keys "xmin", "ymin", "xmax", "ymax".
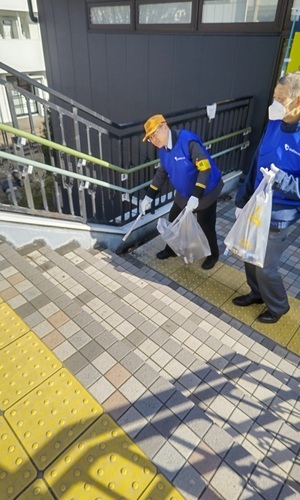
[
  {"xmin": 258, "ymin": 307, "xmax": 290, "ymax": 324},
  {"xmin": 201, "ymin": 256, "xmax": 218, "ymax": 270},
  {"xmin": 156, "ymin": 249, "xmax": 176, "ymax": 260},
  {"xmin": 232, "ymin": 294, "xmax": 264, "ymax": 307}
]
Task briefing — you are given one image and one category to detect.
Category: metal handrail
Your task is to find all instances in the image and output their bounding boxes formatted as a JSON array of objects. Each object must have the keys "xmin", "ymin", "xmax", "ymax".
[
  {"xmin": 0, "ymin": 151, "xmax": 154, "ymax": 195},
  {"xmin": 0, "ymin": 122, "xmax": 251, "ymax": 176},
  {"xmin": 0, "ymin": 137, "xmax": 250, "ymax": 197}
]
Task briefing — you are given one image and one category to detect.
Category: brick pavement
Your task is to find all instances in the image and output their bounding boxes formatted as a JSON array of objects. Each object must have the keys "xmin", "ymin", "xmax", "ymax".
[{"xmin": 1, "ymin": 231, "xmax": 300, "ymax": 499}]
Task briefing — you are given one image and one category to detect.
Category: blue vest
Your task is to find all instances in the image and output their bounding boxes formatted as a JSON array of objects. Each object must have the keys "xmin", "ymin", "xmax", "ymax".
[
  {"xmin": 159, "ymin": 130, "xmax": 221, "ymax": 199},
  {"xmin": 254, "ymin": 120, "xmax": 300, "ymax": 206}
]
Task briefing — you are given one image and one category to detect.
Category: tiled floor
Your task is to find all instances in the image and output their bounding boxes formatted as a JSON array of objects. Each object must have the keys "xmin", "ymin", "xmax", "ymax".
[{"xmin": 0, "ymin": 192, "xmax": 300, "ymax": 499}]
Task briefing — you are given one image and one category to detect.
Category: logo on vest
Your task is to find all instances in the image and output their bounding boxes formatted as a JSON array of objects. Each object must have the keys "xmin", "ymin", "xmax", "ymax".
[
  {"xmin": 285, "ymin": 144, "xmax": 300, "ymax": 157},
  {"xmin": 174, "ymin": 156, "xmax": 186, "ymax": 161}
]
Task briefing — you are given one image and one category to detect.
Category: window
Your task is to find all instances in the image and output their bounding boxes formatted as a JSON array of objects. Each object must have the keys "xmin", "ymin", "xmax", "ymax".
[
  {"xmin": 87, "ymin": 0, "xmax": 286, "ymax": 32},
  {"xmin": 138, "ymin": 2, "xmax": 192, "ymax": 24},
  {"xmin": 201, "ymin": 0, "xmax": 278, "ymax": 24},
  {"xmin": 0, "ymin": 17, "xmax": 19, "ymax": 39},
  {"xmin": 88, "ymin": 2, "xmax": 132, "ymax": 28},
  {"xmin": 6, "ymin": 77, "xmax": 38, "ymax": 117}
]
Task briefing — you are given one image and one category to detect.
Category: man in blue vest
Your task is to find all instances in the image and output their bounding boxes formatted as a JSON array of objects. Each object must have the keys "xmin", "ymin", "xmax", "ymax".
[
  {"xmin": 233, "ymin": 71, "xmax": 300, "ymax": 323},
  {"xmin": 141, "ymin": 115, "xmax": 223, "ymax": 270}
]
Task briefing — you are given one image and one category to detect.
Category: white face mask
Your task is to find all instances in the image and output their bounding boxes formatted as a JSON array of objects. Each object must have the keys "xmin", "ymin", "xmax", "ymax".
[{"xmin": 268, "ymin": 100, "xmax": 286, "ymax": 120}]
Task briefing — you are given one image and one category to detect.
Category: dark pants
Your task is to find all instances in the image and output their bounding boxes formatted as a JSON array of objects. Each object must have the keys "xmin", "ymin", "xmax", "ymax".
[
  {"xmin": 164, "ymin": 201, "xmax": 219, "ymax": 258},
  {"xmin": 244, "ymin": 227, "xmax": 290, "ymax": 315}
]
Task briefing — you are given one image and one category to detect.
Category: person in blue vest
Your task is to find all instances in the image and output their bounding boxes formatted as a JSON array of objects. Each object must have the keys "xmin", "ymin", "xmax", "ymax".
[
  {"xmin": 233, "ymin": 71, "xmax": 300, "ymax": 323},
  {"xmin": 141, "ymin": 114, "xmax": 223, "ymax": 270}
]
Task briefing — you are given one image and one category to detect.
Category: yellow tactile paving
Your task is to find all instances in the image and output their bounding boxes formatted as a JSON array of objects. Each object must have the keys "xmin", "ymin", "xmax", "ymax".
[
  {"xmin": 44, "ymin": 414, "xmax": 156, "ymax": 499},
  {"xmin": 0, "ymin": 300, "xmax": 30, "ymax": 348},
  {"xmin": 0, "ymin": 331, "xmax": 61, "ymax": 410},
  {"xmin": 139, "ymin": 473, "xmax": 185, "ymax": 499},
  {"xmin": 17, "ymin": 479, "xmax": 55, "ymax": 499},
  {"xmin": 211, "ymin": 265, "xmax": 247, "ymax": 291},
  {"xmin": 0, "ymin": 416, "xmax": 37, "ymax": 499},
  {"xmin": 149, "ymin": 256, "xmax": 185, "ymax": 274},
  {"xmin": 252, "ymin": 296, "xmax": 300, "ymax": 347},
  {"xmin": 170, "ymin": 266, "xmax": 207, "ymax": 291},
  {"xmin": 288, "ymin": 325, "xmax": 300, "ymax": 356},
  {"xmin": 5, "ymin": 368, "xmax": 103, "ymax": 470},
  {"xmin": 194, "ymin": 277, "xmax": 235, "ymax": 307},
  {"xmin": 192, "ymin": 259, "xmax": 223, "ymax": 277},
  {"xmin": 138, "ymin": 251, "xmax": 300, "ymax": 356},
  {"xmin": 0, "ymin": 300, "xmax": 182, "ymax": 499},
  {"xmin": 222, "ymin": 294, "xmax": 265, "ymax": 326}
]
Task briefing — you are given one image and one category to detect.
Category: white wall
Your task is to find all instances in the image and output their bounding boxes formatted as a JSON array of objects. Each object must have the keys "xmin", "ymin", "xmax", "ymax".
[
  {"xmin": 0, "ymin": 1, "xmax": 46, "ymax": 122},
  {"xmin": 0, "ymin": 39, "xmax": 45, "ymax": 73},
  {"xmin": 0, "ymin": 0, "xmax": 37, "ymax": 12}
]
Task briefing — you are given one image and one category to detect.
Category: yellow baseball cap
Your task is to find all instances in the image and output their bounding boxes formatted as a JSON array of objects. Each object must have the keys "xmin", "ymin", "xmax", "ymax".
[{"xmin": 143, "ymin": 114, "xmax": 166, "ymax": 142}]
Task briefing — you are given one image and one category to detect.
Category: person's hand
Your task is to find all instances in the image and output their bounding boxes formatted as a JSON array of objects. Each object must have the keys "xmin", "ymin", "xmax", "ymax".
[
  {"xmin": 235, "ymin": 207, "xmax": 243, "ymax": 219},
  {"xmin": 186, "ymin": 196, "xmax": 199, "ymax": 212},
  {"xmin": 260, "ymin": 164, "xmax": 279, "ymax": 185},
  {"xmin": 140, "ymin": 195, "xmax": 152, "ymax": 215}
]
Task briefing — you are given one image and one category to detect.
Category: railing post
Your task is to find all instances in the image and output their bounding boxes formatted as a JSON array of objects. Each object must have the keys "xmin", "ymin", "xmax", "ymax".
[
  {"xmin": 5, "ymin": 84, "xmax": 19, "ymax": 129},
  {"xmin": 77, "ymin": 159, "xmax": 87, "ymax": 222}
]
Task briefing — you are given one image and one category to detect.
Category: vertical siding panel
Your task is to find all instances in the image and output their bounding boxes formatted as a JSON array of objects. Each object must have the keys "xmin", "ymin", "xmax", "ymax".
[
  {"xmin": 37, "ymin": 0, "xmax": 61, "ymax": 89},
  {"xmin": 88, "ymin": 33, "xmax": 110, "ymax": 117},
  {"xmin": 68, "ymin": 0, "xmax": 92, "ymax": 106},
  {"xmin": 37, "ymin": 0, "xmax": 280, "ymax": 149}
]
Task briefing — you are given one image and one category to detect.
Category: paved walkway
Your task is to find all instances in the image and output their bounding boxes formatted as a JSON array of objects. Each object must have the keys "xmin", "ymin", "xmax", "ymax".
[{"xmin": 0, "ymin": 193, "xmax": 300, "ymax": 499}]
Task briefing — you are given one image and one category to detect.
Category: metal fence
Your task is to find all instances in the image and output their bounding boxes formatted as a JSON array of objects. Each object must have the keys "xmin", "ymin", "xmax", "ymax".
[{"xmin": 0, "ymin": 62, "xmax": 253, "ymax": 226}]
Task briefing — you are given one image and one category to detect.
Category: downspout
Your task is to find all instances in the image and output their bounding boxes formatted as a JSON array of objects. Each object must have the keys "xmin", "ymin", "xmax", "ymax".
[{"xmin": 27, "ymin": 0, "xmax": 38, "ymax": 23}]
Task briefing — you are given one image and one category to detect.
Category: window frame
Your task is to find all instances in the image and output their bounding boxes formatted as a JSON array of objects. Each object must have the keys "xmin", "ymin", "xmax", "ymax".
[
  {"xmin": 86, "ymin": 0, "xmax": 292, "ymax": 34},
  {"xmin": 197, "ymin": 0, "xmax": 289, "ymax": 34},
  {"xmin": 136, "ymin": 0, "xmax": 197, "ymax": 32},
  {"xmin": 87, "ymin": 1, "xmax": 134, "ymax": 32}
]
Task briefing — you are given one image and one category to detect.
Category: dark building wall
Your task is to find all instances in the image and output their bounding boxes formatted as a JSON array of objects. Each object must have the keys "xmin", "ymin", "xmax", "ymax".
[{"xmin": 37, "ymin": 0, "xmax": 283, "ymax": 165}]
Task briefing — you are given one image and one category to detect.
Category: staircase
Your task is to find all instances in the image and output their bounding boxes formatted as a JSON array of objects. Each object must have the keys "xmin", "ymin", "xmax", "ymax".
[{"xmin": 0, "ymin": 237, "xmax": 299, "ymax": 499}]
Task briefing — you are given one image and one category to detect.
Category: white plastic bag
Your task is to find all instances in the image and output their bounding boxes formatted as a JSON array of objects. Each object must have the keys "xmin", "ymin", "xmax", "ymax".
[
  {"xmin": 224, "ymin": 177, "xmax": 273, "ymax": 268},
  {"xmin": 157, "ymin": 209, "xmax": 211, "ymax": 264}
]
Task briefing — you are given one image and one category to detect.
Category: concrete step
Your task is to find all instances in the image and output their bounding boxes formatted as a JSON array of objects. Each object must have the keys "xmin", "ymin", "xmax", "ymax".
[{"xmin": 7, "ymin": 239, "xmax": 299, "ymax": 497}]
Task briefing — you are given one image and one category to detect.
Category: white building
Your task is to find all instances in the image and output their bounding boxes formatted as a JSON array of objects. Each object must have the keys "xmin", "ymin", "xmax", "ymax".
[{"xmin": 0, "ymin": 0, "xmax": 46, "ymax": 124}]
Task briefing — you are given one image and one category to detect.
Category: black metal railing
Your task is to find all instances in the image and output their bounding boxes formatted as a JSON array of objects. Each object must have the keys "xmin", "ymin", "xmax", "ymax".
[{"xmin": 0, "ymin": 62, "xmax": 253, "ymax": 225}]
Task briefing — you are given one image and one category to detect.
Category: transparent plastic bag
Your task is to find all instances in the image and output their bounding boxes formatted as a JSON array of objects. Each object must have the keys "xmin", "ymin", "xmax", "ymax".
[
  {"xmin": 224, "ymin": 177, "xmax": 273, "ymax": 268},
  {"xmin": 157, "ymin": 208, "xmax": 211, "ymax": 264}
]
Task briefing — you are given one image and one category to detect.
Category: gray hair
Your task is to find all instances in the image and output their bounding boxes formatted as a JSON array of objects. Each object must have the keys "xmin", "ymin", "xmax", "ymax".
[{"xmin": 278, "ymin": 71, "xmax": 300, "ymax": 99}]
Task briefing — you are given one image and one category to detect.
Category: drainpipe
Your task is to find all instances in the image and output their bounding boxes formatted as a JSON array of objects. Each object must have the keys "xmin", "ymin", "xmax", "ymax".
[{"xmin": 27, "ymin": 0, "xmax": 38, "ymax": 23}]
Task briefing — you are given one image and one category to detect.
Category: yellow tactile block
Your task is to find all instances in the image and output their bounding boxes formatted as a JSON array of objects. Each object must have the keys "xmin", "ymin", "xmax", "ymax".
[
  {"xmin": 0, "ymin": 331, "xmax": 61, "ymax": 410},
  {"xmin": 192, "ymin": 258, "xmax": 223, "ymax": 276},
  {"xmin": 222, "ymin": 293, "xmax": 265, "ymax": 326},
  {"xmin": 5, "ymin": 368, "xmax": 103, "ymax": 470},
  {"xmin": 212, "ymin": 265, "xmax": 247, "ymax": 291},
  {"xmin": 17, "ymin": 479, "xmax": 55, "ymax": 499},
  {"xmin": 194, "ymin": 277, "xmax": 234, "ymax": 307},
  {"xmin": 149, "ymin": 257, "xmax": 185, "ymax": 274},
  {"xmin": 0, "ymin": 300, "xmax": 29, "ymax": 349},
  {"xmin": 139, "ymin": 473, "xmax": 185, "ymax": 499},
  {"xmin": 253, "ymin": 296, "xmax": 300, "ymax": 347},
  {"xmin": 44, "ymin": 414, "xmax": 156, "ymax": 499},
  {"xmin": 0, "ymin": 416, "xmax": 37, "ymax": 499},
  {"xmin": 288, "ymin": 326, "xmax": 300, "ymax": 356},
  {"xmin": 170, "ymin": 266, "xmax": 207, "ymax": 291}
]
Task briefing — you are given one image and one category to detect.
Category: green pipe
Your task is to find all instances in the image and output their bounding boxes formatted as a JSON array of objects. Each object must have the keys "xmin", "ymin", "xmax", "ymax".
[
  {"xmin": 0, "ymin": 150, "xmax": 150, "ymax": 194},
  {"xmin": 0, "ymin": 122, "xmax": 251, "ymax": 175}
]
